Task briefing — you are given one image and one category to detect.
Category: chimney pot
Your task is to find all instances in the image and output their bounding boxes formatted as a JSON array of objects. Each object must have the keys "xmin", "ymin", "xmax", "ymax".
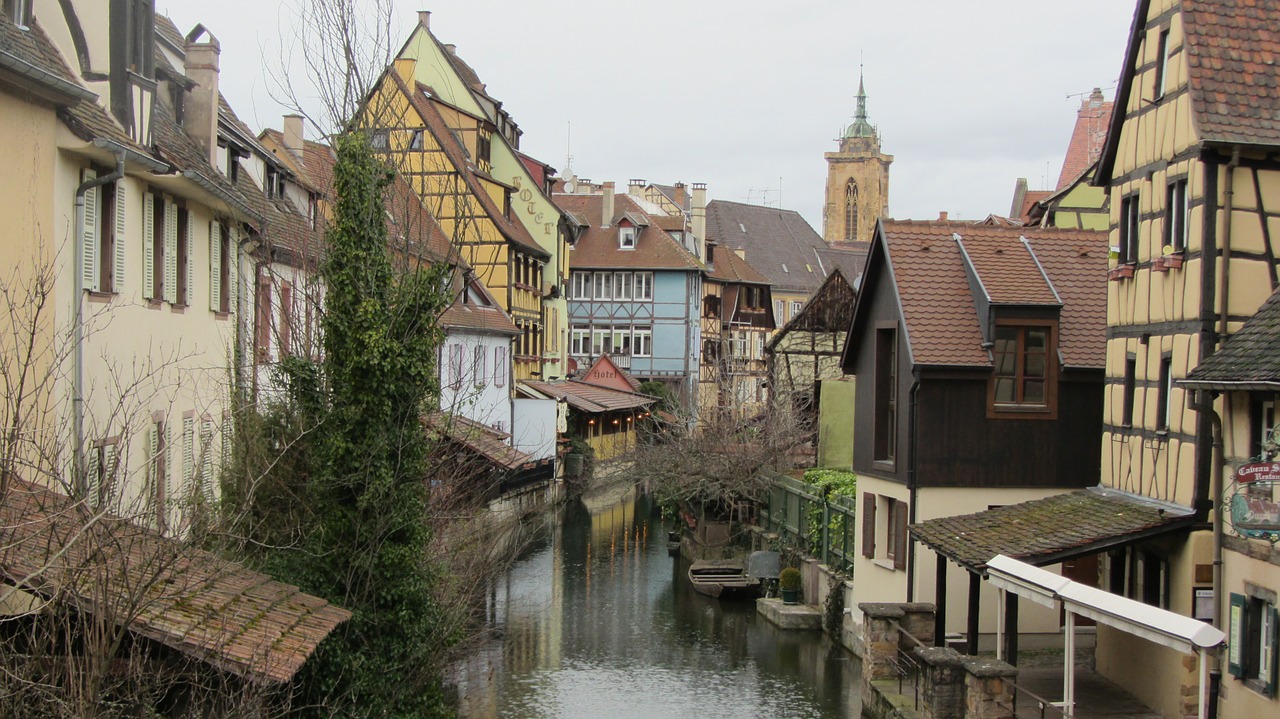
[
  {"xmin": 283, "ymin": 114, "xmax": 305, "ymax": 157},
  {"xmin": 938, "ymin": 211, "xmax": 948, "ymax": 221},
  {"xmin": 418, "ymin": 10, "xmax": 431, "ymax": 29}
]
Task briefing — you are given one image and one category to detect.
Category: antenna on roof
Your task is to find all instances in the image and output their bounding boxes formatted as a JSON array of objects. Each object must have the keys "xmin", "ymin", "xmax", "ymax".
[{"xmin": 565, "ymin": 121, "xmax": 573, "ymax": 173}]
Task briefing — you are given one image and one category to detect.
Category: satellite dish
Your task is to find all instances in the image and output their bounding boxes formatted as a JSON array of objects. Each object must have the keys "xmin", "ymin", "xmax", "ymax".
[{"xmin": 564, "ymin": 180, "xmax": 576, "ymax": 193}]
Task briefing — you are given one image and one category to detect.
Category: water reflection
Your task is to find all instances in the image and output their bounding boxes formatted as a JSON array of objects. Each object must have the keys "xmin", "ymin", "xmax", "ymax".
[{"xmin": 454, "ymin": 493, "xmax": 861, "ymax": 718}]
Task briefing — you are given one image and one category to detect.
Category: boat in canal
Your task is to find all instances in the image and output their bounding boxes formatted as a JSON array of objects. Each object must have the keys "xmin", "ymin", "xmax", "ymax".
[{"xmin": 687, "ymin": 559, "xmax": 761, "ymax": 599}]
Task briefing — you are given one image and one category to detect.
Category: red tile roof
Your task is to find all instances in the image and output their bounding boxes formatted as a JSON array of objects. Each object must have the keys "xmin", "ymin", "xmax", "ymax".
[
  {"xmin": 707, "ymin": 244, "xmax": 771, "ymax": 285},
  {"xmin": 875, "ymin": 221, "xmax": 1107, "ymax": 368},
  {"xmin": 1057, "ymin": 92, "xmax": 1113, "ymax": 190},
  {"xmin": 554, "ymin": 193, "xmax": 703, "ymax": 271},
  {"xmin": 0, "ymin": 480, "xmax": 350, "ymax": 684},
  {"xmin": 1183, "ymin": 0, "xmax": 1280, "ymax": 146}
]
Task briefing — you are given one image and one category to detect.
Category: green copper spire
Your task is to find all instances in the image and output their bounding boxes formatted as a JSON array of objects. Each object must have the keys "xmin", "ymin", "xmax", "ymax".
[{"xmin": 844, "ymin": 68, "xmax": 876, "ymax": 140}]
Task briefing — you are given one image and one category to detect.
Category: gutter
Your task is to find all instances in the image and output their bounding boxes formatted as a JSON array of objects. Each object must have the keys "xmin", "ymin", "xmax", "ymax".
[
  {"xmin": 92, "ymin": 138, "xmax": 169, "ymax": 174},
  {"xmin": 0, "ymin": 48, "xmax": 97, "ymax": 103},
  {"xmin": 74, "ymin": 154, "xmax": 125, "ymax": 497},
  {"xmin": 182, "ymin": 170, "xmax": 262, "ymax": 226},
  {"xmin": 905, "ymin": 370, "xmax": 921, "ymax": 602}
]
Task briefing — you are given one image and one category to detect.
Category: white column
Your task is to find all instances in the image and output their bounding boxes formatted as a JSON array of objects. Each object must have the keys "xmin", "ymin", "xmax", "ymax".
[{"xmin": 1064, "ymin": 611, "xmax": 1076, "ymax": 717}]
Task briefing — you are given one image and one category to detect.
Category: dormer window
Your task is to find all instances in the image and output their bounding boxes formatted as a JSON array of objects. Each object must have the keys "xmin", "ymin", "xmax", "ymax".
[
  {"xmin": 619, "ymin": 227, "xmax": 637, "ymax": 249},
  {"xmin": 6, "ymin": 0, "xmax": 32, "ymax": 26},
  {"xmin": 989, "ymin": 320, "xmax": 1057, "ymax": 418}
]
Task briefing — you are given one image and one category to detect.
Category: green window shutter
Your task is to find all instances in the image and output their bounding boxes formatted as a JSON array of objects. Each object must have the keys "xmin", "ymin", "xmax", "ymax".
[
  {"xmin": 142, "ymin": 192, "xmax": 155, "ymax": 299},
  {"xmin": 81, "ymin": 169, "xmax": 99, "ymax": 292},
  {"xmin": 185, "ymin": 212, "xmax": 195, "ymax": 306},
  {"xmin": 164, "ymin": 199, "xmax": 178, "ymax": 304},
  {"xmin": 227, "ymin": 227, "xmax": 238, "ymax": 316},
  {"xmin": 113, "ymin": 179, "xmax": 126, "ymax": 291},
  {"xmin": 1265, "ymin": 604, "xmax": 1278, "ymax": 696},
  {"xmin": 209, "ymin": 221, "xmax": 221, "ymax": 312},
  {"xmin": 1229, "ymin": 593, "xmax": 1247, "ymax": 678}
]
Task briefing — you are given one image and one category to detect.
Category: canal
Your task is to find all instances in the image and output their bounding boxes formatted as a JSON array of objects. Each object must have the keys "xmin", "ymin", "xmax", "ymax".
[{"xmin": 452, "ymin": 491, "xmax": 862, "ymax": 718}]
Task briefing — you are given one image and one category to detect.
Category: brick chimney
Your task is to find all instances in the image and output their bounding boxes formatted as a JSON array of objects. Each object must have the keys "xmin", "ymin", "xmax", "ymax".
[
  {"xmin": 602, "ymin": 181, "xmax": 615, "ymax": 227},
  {"xmin": 283, "ymin": 114, "xmax": 305, "ymax": 158},
  {"xmin": 183, "ymin": 28, "xmax": 221, "ymax": 169},
  {"xmin": 938, "ymin": 211, "xmax": 948, "ymax": 221},
  {"xmin": 691, "ymin": 182, "xmax": 708, "ymax": 260},
  {"xmin": 673, "ymin": 182, "xmax": 686, "ymax": 207}
]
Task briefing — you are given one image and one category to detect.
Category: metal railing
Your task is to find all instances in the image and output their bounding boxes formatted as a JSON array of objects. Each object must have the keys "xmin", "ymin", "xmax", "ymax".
[
  {"xmin": 1002, "ymin": 680, "xmax": 1071, "ymax": 719},
  {"xmin": 758, "ymin": 474, "xmax": 857, "ymax": 573},
  {"xmin": 887, "ymin": 619, "xmax": 927, "ymax": 711}
]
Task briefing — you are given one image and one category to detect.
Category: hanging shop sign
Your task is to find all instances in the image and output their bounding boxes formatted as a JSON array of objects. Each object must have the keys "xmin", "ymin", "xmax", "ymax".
[{"xmin": 1228, "ymin": 462, "xmax": 1280, "ymax": 542}]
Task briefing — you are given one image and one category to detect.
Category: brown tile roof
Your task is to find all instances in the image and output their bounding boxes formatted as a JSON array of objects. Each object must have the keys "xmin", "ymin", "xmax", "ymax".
[
  {"xmin": 554, "ymin": 193, "xmax": 703, "ymax": 271},
  {"xmin": 1183, "ymin": 0, "xmax": 1280, "ymax": 146},
  {"xmin": 0, "ymin": 16, "xmax": 90, "ymax": 102},
  {"xmin": 705, "ymin": 200, "xmax": 830, "ymax": 294},
  {"xmin": 707, "ymin": 244, "xmax": 771, "ymax": 285},
  {"xmin": 0, "ymin": 480, "xmax": 350, "ymax": 683},
  {"xmin": 817, "ymin": 241, "xmax": 870, "ymax": 281},
  {"xmin": 260, "ymin": 129, "xmax": 336, "ymax": 199},
  {"xmin": 521, "ymin": 380, "xmax": 655, "ymax": 413},
  {"xmin": 1183, "ymin": 287, "xmax": 1280, "ymax": 388},
  {"xmin": 154, "ymin": 14, "xmax": 186, "ymax": 54},
  {"xmin": 390, "ymin": 74, "xmax": 546, "ymax": 259},
  {"xmin": 423, "ymin": 413, "xmax": 532, "ymax": 471},
  {"xmin": 440, "ymin": 278, "xmax": 519, "ymax": 335},
  {"xmin": 1057, "ymin": 92, "xmax": 1113, "ymax": 190},
  {"xmin": 910, "ymin": 487, "xmax": 1196, "ymax": 573},
  {"xmin": 874, "ymin": 221, "xmax": 1107, "ymax": 368}
]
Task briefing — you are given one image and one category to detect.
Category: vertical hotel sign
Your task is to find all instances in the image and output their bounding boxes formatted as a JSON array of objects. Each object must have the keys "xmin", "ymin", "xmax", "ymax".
[{"xmin": 1228, "ymin": 461, "xmax": 1280, "ymax": 542}]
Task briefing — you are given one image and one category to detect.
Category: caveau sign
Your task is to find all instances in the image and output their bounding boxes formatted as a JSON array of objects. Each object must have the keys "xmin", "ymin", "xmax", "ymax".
[{"xmin": 1235, "ymin": 462, "xmax": 1280, "ymax": 484}]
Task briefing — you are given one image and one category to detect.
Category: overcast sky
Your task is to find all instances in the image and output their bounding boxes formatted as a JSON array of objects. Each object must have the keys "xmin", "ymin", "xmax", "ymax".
[{"xmin": 162, "ymin": 1, "xmax": 1138, "ymax": 233}]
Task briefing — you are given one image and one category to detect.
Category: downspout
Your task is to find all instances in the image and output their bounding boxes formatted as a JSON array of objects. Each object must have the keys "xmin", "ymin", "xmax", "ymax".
[
  {"xmin": 1220, "ymin": 147, "xmax": 1240, "ymax": 343},
  {"xmin": 73, "ymin": 154, "xmax": 125, "ymax": 496},
  {"xmin": 1188, "ymin": 388, "xmax": 1224, "ymax": 717},
  {"xmin": 905, "ymin": 370, "xmax": 921, "ymax": 601}
]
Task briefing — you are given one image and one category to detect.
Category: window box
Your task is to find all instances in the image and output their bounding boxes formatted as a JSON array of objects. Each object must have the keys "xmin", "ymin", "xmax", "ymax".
[
  {"xmin": 1161, "ymin": 253, "xmax": 1184, "ymax": 270},
  {"xmin": 1108, "ymin": 264, "xmax": 1136, "ymax": 281}
]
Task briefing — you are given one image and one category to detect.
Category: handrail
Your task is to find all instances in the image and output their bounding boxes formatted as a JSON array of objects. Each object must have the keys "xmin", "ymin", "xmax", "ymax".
[{"xmin": 1000, "ymin": 677, "xmax": 1070, "ymax": 719}]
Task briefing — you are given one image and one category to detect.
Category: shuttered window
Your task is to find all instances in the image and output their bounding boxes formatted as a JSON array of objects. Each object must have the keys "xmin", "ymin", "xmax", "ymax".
[
  {"xmin": 81, "ymin": 168, "xmax": 99, "ymax": 291},
  {"xmin": 163, "ymin": 198, "xmax": 178, "ymax": 303},
  {"xmin": 1229, "ymin": 592, "xmax": 1279, "ymax": 696},
  {"xmin": 861, "ymin": 492, "xmax": 876, "ymax": 558},
  {"xmin": 199, "ymin": 417, "xmax": 215, "ymax": 502},
  {"xmin": 143, "ymin": 191, "xmax": 157, "ymax": 299},
  {"xmin": 892, "ymin": 499, "xmax": 909, "ymax": 570}
]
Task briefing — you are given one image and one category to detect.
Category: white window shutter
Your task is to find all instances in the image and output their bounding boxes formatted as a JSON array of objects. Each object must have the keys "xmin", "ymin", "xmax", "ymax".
[
  {"xmin": 209, "ymin": 220, "xmax": 222, "ymax": 312},
  {"xmin": 200, "ymin": 418, "xmax": 214, "ymax": 502},
  {"xmin": 227, "ymin": 227, "xmax": 238, "ymax": 315},
  {"xmin": 102, "ymin": 443, "xmax": 117, "ymax": 504},
  {"xmin": 148, "ymin": 423, "xmax": 160, "ymax": 525},
  {"xmin": 142, "ymin": 192, "xmax": 155, "ymax": 299},
  {"xmin": 81, "ymin": 169, "xmax": 99, "ymax": 292},
  {"xmin": 164, "ymin": 199, "xmax": 178, "ymax": 304},
  {"xmin": 182, "ymin": 416, "xmax": 194, "ymax": 496},
  {"xmin": 114, "ymin": 179, "xmax": 126, "ymax": 291},
  {"xmin": 85, "ymin": 445, "xmax": 100, "ymax": 506},
  {"xmin": 185, "ymin": 213, "xmax": 195, "ymax": 306},
  {"xmin": 165, "ymin": 421, "xmax": 175, "ymax": 524}
]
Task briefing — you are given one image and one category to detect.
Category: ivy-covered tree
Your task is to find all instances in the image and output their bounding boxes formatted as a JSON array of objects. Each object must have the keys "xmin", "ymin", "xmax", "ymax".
[{"xmin": 280, "ymin": 131, "xmax": 454, "ymax": 716}]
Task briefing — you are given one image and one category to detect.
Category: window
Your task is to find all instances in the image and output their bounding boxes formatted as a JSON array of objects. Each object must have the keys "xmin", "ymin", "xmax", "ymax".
[
  {"xmin": 182, "ymin": 415, "xmax": 195, "ymax": 497},
  {"xmin": 199, "ymin": 417, "xmax": 214, "ymax": 502},
  {"xmin": 591, "ymin": 327, "xmax": 610, "ymax": 355},
  {"xmin": 1230, "ymin": 591, "xmax": 1278, "ymax": 696},
  {"xmin": 634, "ymin": 272, "xmax": 653, "ymax": 301},
  {"xmin": 791, "ymin": 301, "xmax": 803, "ymax": 318},
  {"xmin": 6, "ymin": 0, "xmax": 32, "ymax": 26},
  {"xmin": 861, "ymin": 492, "xmax": 877, "ymax": 558},
  {"xmin": 884, "ymin": 497, "xmax": 908, "ymax": 570},
  {"xmin": 774, "ymin": 300, "xmax": 784, "ymax": 325},
  {"xmin": 370, "ymin": 129, "xmax": 390, "ymax": 150},
  {"xmin": 619, "ymin": 227, "xmax": 637, "ymax": 249},
  {"xmin": 613, "ymin": 271, "xmax": 631, "ymax": 300},
  {"xmin": 409, "ymin": 129, "xmax": 424, "ymax": 150},
  {"xmin": 1157, "ymin": 355, "xmax": 1173, "ymax": 431},
  {"xmin": 844, "ymin": 179, "xmax": 859, "ymax": 241},
  {"xmin": 571, "ymin": 326, "xmax": 590, "ymax": 356},
  {"xmin": 81, "ymin": 170, "xmax": 126, "ymax": 294},
  {"xmin": 1255, "ymin": 399, "xmax": 1277, "ymax": 460},
  {"xmin": 633, "ymin": 327, "xmax": 652, "ymax": 357},
  {"xmin": 1119, "ymin": 194, "xmax": 1140, "ymax": 264},
  {"xmin": 1122, "ymin": 356, "xmax": 1137, "ymax": 427},
  {"xmin": 145, "ymin": 192, "xmax": 163, "ymax": 300},
  {"xmin": 126, "ymin": 0, "xmax": 154, "ymax": 76},
  {"xmin": 447, "ymin": 344, "xmax": 464, "ymax": 389},
  {"xmin": 990, "ymin": 324, "xmax": 1053, "ymax": 409},
  {"xmin": 571, "ymin": 271, "xmax": 591, "ymax": 300},
  {"xmin": 493, "ymin": 346, "xmax": 506, "ymax": 387},
  {"xmin": 593, "ymin": 272, "xmax": 612, "ymax": 300},
  {"xmin": 874, "ymin": 327, "xmax": 898, "ymax": 462},
  {"xmin": 473, "ymin": 345, "xmax": 486, "ymax": 387},
  {"xmin": 209, "ymin": 220, "xmax": 233, "ymax": 314},
  {"xmin": 1154, "ymin": 28, "xmax": 1170, "ymax": 100},
  {"xmin": 1164, "ymin": 179, "xmax": 1188, "ymax": 252},
  {"xmin": 861, "ymin": 493, "xmax": 906, "ymax": 569},
  {"xmin": 476, "ymin": 131, "xmax": 491, "ymax": 167}
]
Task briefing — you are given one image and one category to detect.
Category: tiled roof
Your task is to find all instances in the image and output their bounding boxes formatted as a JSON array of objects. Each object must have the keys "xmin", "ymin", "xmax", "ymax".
[
  {"xmin": 521, "ymin": 380, "xmax": 655, "ymax": 413},
  {"xmin": 0, "ymin": 480, "xmax": 350, "ymax": 684},
  {"xmin": 555, "ymin": 193, "xmax": 702, "ymax": 271},
  {"xmin": 769, "ymin": 268, "xmax": 857, "ymax": 344},
  {"xmin": 394, "ymin": 75, "xmax": 546, "ymax": 258},
  {"xmin": 705, "ymin": 200, "xmax": 830, "ymax": 294},
  {"xmin": 1183, "ymin": 0, "xmax": 1280, "ymax": 146},
  {"xmin": 1057, "ymin": 93, "xmax": 1112, "ymax": 190},
  {"xmin": 154, "ymin": 14, "xmax": 186, "ymax": 54},
  {"xmin": 817, "ymin": 241, "xmax": 870, "ymax": 281},
  {"xmin": 439, "ymin": 286, "xmax": 519, "ymax": 335},
  {"xmin": 423, "ymin": 413, "xmax": 532, "ymax": 471},
  {"xmin": 875, "ymin": 221, "xmax": 1106, "ymax": 368},
  {"xmin": 1184, "ymin": 287, "xmax": 1280, "ymax": 387},
  {"xmin": 0, "ymin": 16, "xmax": 89, "ymax": 101},
  {"xmin": 259, "ymin": 128, "xmax": 336, "ymax": 198},
  {"xmin": 707, "ymin": 244, "xmax": 771, "ymax": 285},
  {"xmin": 910, "ymin": 487, "xmax": 1196, "ymax": 573}
]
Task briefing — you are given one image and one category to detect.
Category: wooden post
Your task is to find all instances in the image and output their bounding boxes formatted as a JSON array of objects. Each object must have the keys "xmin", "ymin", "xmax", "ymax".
[
  {"xmin": 967, "ymin": 570, "xmax": 980, "ymax": 656},
  {"xmin": 935, "ymin": 555, "xmax": 947, "ymax": 647},
  {"xmin": 1003, "ymin": 593, "xmax": 1019, "ymax": 666}
]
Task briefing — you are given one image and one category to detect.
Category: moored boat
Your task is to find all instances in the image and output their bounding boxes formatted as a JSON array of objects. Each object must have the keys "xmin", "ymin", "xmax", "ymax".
[{"xmin": 688, "ymin": 559, "xmax": 761, "ymax": 599}]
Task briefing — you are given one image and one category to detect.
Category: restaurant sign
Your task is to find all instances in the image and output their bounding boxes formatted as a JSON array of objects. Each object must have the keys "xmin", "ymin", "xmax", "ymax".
[{"xmin": 1228, "ymin": 462, "xmax": 1280, "ymax": 542}]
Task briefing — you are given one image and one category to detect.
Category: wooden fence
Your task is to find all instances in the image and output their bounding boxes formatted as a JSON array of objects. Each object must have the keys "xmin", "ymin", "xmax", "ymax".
[{"xmin": 758, "ymin": 474, "xmax": 857, "ymax": 574}]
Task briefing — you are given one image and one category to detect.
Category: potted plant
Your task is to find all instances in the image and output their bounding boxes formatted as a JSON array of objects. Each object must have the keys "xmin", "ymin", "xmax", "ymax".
[{"xmin": 779, "ymin": 567, "xmax": 802, "ymax": 605}]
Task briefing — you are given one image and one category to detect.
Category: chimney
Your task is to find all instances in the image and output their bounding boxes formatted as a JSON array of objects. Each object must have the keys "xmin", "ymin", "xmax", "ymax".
[
  {"xmin": 938, "ymin": 211, "xmax": 948, "ymax": 222},
  {"xmin": 444, "ymin": 43, "xmax": 456, "ymax": 55},
  {"xmin": 418, "ymin": 10, "xmax": 431, "ymax": 29},
  {"xmin": 602, "ymin": 181, "xmax": 615, "ymax": 227},
  {"xmin": 1087, "ymin": 86, "xmax": 1105, "ymax": 110},
  {"xmin": 628, "ymin": 178, "xmax": 645, "ymax": 196},
  {"xmin": 691, "ymin": 182, "xmax": 708, "ymax": 260},
  {"xmin": 283, "ymin": 114, "xmax": 305, "ymax": 157},
  {"xmin": 183, "ymin": 29, "xmax": 222, "ymax": 169},
  {"xmin": 673, "ymin": 182, "xmax": 686, "ymax": 207}
]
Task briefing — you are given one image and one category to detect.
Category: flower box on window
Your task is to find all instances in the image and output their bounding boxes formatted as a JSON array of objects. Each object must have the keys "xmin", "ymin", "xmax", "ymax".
[{"xmin": 1108, "ymin": 264, "xmax": 1136, "ymax": 281}]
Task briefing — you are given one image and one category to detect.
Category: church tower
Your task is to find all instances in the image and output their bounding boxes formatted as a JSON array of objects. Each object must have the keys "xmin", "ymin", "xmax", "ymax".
[{"xmin": 823, "ymin": 72, "xmax": 892, "ymax": 244}]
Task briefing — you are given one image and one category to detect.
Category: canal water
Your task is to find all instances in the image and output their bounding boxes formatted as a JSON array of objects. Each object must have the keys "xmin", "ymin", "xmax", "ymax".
[{"xmin": 452, "ymin": 492, "xmax": 862, "ymax": 718}]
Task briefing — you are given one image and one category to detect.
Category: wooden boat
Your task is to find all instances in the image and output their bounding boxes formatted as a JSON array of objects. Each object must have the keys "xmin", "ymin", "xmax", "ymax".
[
  {"xmin": 688, "ymin": 559, "xmax": 761, "ymax": 599},
  {"xmin": 667, "ymin": 530, "xmax": 681, "ymax": 556}
]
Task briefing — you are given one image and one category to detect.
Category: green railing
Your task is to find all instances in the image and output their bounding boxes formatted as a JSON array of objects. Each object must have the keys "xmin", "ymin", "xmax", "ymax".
[{"xmin": 759, "ymin": 474, "xmax": 857, "ymax": 574}]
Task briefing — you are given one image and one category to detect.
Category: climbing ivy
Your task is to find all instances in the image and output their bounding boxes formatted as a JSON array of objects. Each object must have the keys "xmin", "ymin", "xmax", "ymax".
[
  {"xmin": 803, "ymin": 468, "xmax": 857, "ymax": 546},
  {"xmin": 271, "ymin": 131, "xmax": 454, "ymax": 717}
]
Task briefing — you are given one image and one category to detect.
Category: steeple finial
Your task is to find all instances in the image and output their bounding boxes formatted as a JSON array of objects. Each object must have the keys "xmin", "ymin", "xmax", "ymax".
[{"xmin": 855, "ymin": 66, "xmax": 868, "ymax": 124}]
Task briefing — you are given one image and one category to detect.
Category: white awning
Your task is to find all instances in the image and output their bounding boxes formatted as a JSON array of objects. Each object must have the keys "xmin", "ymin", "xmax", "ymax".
[{"xmin": 986, "ymin": 554, "xmax": 1225, "ymax": 653}]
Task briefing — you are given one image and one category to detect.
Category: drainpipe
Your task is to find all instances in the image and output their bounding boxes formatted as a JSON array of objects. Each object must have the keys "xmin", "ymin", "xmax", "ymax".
[
  {"xmin": 1188, "ymin": 388, "xmax": 1224, "ymax": 717},
  {"xmin": 905, "ymin": 370, "xmax": 921, "ymax": 601},
  {"xmin": 1219, "ymin": 146, "xmax": 1240, "ymax": 343},
  {"xmin": 73, "ymin": 154, "xmax": 125, "ymax": 496}
]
